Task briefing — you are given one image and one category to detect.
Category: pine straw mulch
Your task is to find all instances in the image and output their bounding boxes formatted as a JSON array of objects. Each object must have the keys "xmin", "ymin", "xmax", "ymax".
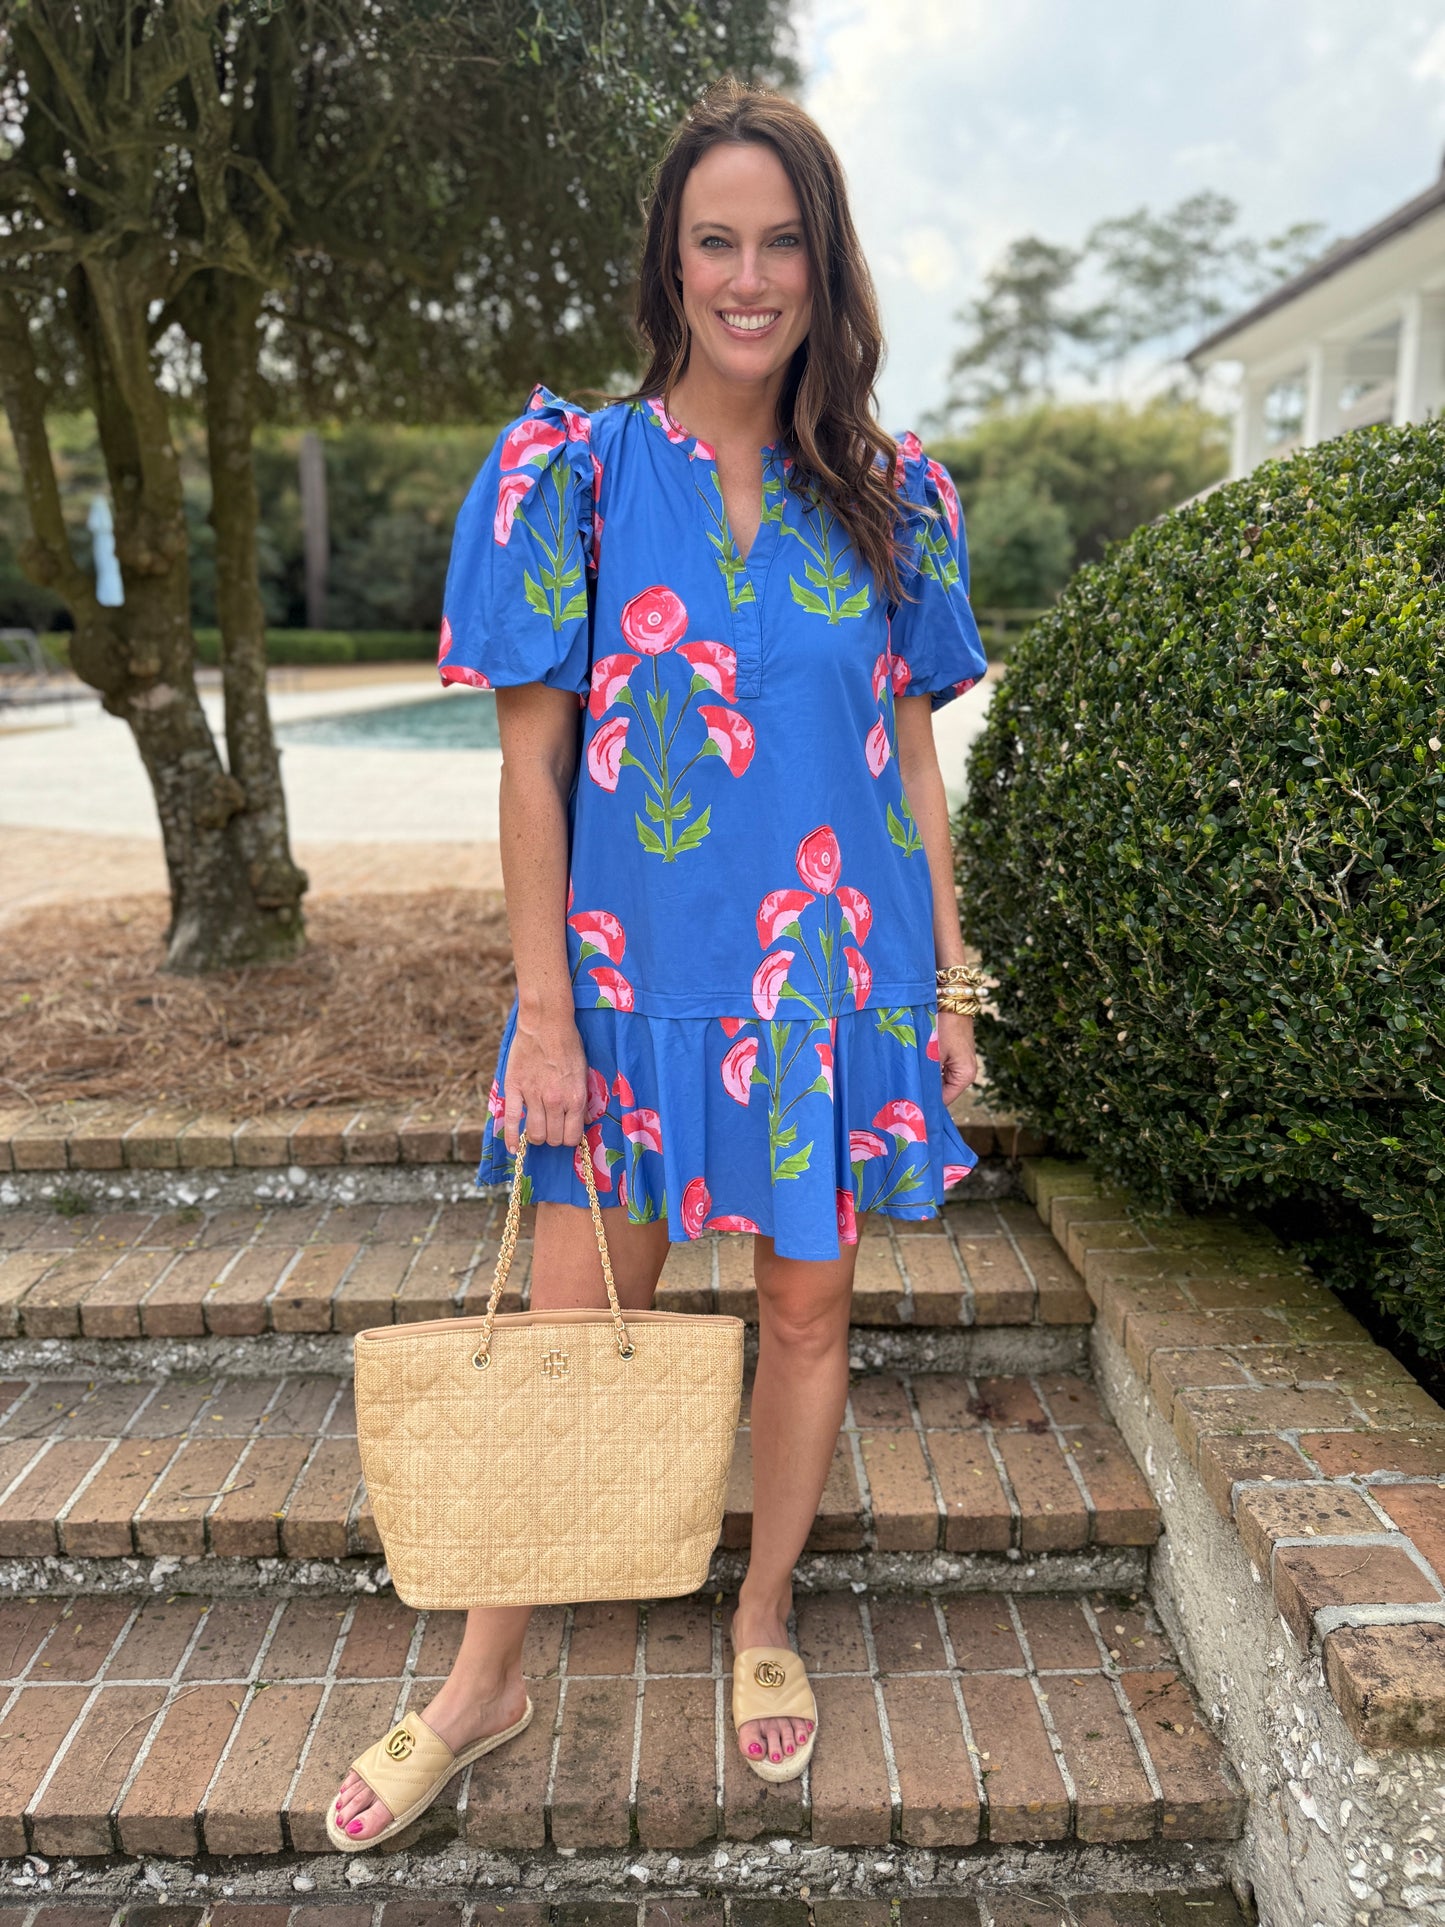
[{"xmin": 1, "ymin": 891, "xmax": 519, "ymax": 1118}]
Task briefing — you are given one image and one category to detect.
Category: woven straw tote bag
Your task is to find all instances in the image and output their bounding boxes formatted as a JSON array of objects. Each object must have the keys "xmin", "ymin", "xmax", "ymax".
[{"xmin": 353, "ymin": 1133, "xmax": 745, "ymax": 1609}]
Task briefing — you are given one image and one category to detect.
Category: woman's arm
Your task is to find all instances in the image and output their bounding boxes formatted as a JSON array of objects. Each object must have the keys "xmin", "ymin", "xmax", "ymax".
[
  {"xmin": 494, "ymin": 684, "xmax": 588, "ymax": 1153},
  {"xmin": 894, "ymin": 693, "xmax": 978, "ymax": 1105}
]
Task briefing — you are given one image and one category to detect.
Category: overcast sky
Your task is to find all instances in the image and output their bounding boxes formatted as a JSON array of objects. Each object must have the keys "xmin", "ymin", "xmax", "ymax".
[{"xmin": 797, "ymin": 0, "xmax": 1445, "ymax": 429}]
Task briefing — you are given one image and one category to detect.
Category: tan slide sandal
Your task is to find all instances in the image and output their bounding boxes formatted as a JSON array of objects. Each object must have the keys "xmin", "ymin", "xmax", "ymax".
[
  {"xmin": 731, "ymin": 1644, "xmax": 818, "ymax": 1784},
  {"xmin": 326, "ymin": 1699, "xmax": 534, "ymax": 1853}
]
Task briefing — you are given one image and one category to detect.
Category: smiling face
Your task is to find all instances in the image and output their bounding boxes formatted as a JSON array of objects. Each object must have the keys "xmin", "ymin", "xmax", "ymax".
[{"xmin": 675, "ymin": 139, "xmax": 813, "ymax": 394}]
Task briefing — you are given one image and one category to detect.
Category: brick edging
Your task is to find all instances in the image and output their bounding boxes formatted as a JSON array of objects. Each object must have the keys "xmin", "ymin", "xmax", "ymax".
[
  {"xmin": 1020, "ymin": 1155, "xmax": 1445, "ymax": 1751},
  {"xmin": 0, "ymin": 1097, "xmax": 1047, "ymax": 1176}
]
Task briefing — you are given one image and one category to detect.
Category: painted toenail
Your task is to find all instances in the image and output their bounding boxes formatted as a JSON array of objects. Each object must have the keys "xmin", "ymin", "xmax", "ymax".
[
  {"xmin": 347, "ymin": 1819, "xmax": 363, "ymax": 1835},
  {"xmin": 771, "ymin": 1751, "xmax": 781, "ymax": 1761},
  {"xmin": 785, "ymin": 1744, "xmax": 794, "ymax": 1754},
  {"xmin": 748, "ymin": 1742, "xmax": 763, "ymax": 1755}
]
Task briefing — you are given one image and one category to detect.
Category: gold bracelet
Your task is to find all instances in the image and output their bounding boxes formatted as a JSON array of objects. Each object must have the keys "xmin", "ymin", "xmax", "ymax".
[
  {"xmin": 936, "ymin": 963, "xmax": 987, "ymax": 990},
  {"xmin": 937, "ymin": 990, "xmax": 983, "ymax": 1018}
]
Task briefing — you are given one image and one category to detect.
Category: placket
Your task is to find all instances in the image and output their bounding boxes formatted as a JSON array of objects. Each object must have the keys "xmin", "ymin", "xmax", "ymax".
[{"xmin": 697, "ymin": 448, "xmax": 780, "ymax": 702}]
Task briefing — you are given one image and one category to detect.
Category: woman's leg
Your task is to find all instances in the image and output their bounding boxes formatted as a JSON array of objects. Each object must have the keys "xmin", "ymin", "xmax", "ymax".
[
  {"xmin": 731, "ymin": 1234, "xmax": 859, "ymax": 1768},
  {"xmin": 335, "ymin": 1196, "xmax": 671, "ymax": 1841}
]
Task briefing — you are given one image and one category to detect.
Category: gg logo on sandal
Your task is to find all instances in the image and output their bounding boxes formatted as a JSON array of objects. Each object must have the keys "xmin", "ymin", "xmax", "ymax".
[
  {"xmin": 384, "ymin": 1726, "xmax": 415, "ymax": 1760},
  {"xmin": 754, "ymin": 1659, "xmax": 787, "ymax": 1688}
]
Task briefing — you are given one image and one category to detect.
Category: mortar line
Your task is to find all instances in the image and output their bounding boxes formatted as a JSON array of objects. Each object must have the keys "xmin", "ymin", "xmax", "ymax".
[
  {"xmin": 1005, "ymin": 1595, "xmax": 1078, "ymax": 1827},
  {"xmin": 266, "ymin": 1378, "xmax": 352, "ymax": 1549},
  {"xmin": 278, "ymin": 1596, "xmax": 359, "ymax": 1850},
  {"xmin": 843, "ymin": 1388, "xmax": 877, "ymax": 1552},
  {"xmin": 929, "ymin": 1592, "xmax": 988, "ymax": 1826},
  {"xmin": 1031, "ymin": 1371, "xmax": 1097, "ymax": 1524},
  {"xmin": 21, "ymin": 1599, "xmax": 144, "ymax": 1847},
  {"xmin": 628, "ymin": 1601, "xmax": 648, "ymax": 1835},
  {"xmin": 1079, "ymin": 1596, "xmax": 1164, "ymax": 1810},
  {"xmin": 973, "ymin": 1384, "xmax": 1023, "ymax": 1548},
  {"xmin": 542, "ymin": 1603, "xmax": 577, "ymax": 1846},
  {"xmin": 712, "ymin": 1588, "xmax": 725, "ymax": 1841},
  {"xmin": 856, "ymin": 1595, "xmax": 903, "ymax": 1841},
  {"xmin": 196, "ymin": 1596, "xmax": 290, "ymax": 1833},
  {"xmin": 260, "ymin": 1245, "xmax": 307, "ymax": 1330},
  {"xmin": 107, "ymin": 1592, "xmax": 238, "ymax": 1839},
  {"xmin": 901, "ymin": 1372, "xmax": 950, "ymax": 1545},
  {"xmin": 198, "ymin": 1380, "xmax": 292, "ymax": 1545},
  {"xmin": 54, "ymin": 1377, "xmax": 168, "ymax": 1542},
  {"xmin": 992, "ymin": 1203, "xmax": 1042, "ymax": 1323}
]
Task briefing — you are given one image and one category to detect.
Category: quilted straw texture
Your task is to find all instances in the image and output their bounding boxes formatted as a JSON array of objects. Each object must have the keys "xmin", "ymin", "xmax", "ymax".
[{"xmin": 355, "ymin": 1308, "xmax": 744, "ymax": 1607}]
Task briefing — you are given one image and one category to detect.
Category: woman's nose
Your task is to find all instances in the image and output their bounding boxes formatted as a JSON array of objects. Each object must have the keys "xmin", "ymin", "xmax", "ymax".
[{"xmin": 730, "ymin": 248, "xmax": 768, "ymax": 298}]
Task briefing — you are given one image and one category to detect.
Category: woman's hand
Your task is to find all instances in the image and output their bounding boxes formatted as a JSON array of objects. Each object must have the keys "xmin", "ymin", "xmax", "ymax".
[
  {"xmin": 937, "ymin": 1010, "xmax": 978, "ymax": 1108},
  {"xmin": 502, "ymin": 1009, "xmax": 589, "ymax": 1154}
]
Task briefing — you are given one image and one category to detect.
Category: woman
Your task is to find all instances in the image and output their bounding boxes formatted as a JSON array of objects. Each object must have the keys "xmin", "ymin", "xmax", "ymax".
[{"xmin": 331, "ymin": 76, "xmax": 986, "ymax": 1849}]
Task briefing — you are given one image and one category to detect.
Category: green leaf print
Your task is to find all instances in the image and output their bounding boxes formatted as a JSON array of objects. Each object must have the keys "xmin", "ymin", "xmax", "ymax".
[
  {"xmin": 875, "ymin": 1008, "xmax": 917, "ymax": 1046},
  {"xmin": 697, "ymin": 471, "xmax": 756, "ymax": 612},
  {"xmin": 780, "ymin": 491, "xmax": 871, "ymax": 624},
  {"xmin": 887, "ymin": 798, "xmax": 925, "ymax": 856},
  {"xmin": 515, "ymin": 463, "xmax": 586, "ymax": 630},
  {"xmin": 635, "ymin": 816, "xmax": 667, "ymax": 854},
  {"xmin": 774, "ymin": 1146, "xmax": 813, "ymax": 1180},
  {"xmin": 671, "ymin": 806, "xmax": 712, "ymax": 854}
]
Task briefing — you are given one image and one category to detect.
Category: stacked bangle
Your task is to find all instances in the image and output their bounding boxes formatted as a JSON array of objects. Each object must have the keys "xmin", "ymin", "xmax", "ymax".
[{"xmin": 936, "ymin": 962, "xmax": 987, "ymax": 1018}]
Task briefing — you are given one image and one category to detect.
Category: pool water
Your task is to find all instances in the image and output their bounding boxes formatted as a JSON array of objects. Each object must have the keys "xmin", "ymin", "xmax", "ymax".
[{"xmin": 277, "ymin": 693, "xmax": 500, "ymax": 750}]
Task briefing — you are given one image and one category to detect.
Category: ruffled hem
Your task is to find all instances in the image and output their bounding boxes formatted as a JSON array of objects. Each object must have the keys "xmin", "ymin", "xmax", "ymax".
[{"xmin": 477, "ymin": 999, "xmax": 976, "ymax": 1263}]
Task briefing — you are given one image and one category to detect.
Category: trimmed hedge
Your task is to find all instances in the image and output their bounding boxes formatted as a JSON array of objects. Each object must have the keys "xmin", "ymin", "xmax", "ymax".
[
  {"xmin": 190, "ymin": 629, "xmax": 436, "ymax": 665},
  {"xmin": 957, "ymin": 420, "xmax": 1445, "ymax": 1351}
]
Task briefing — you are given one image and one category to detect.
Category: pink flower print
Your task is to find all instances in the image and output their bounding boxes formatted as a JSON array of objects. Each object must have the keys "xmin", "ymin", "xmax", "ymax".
[
  {"xmin": 705, "ymin": 1212, "xmax": 760, "ymax": 1233},
  {"xmin": 836, "ymin": 1187, "xmax": 858, "ymax": 1244},
  {"xmin": 587, "ymin": 716, "xmax": 629, "ymax": 791},
  {"xmin": 865, "ymin": 716, "xmax": 891, "ymax": 778},
  {"xmin": 698, "ymin": 704, "xmax": 756, "ymax": 776},
  {"xmin": 678, "ymin": 640, "xmax": 738, "ymax": 702},
  {"xmin": 494, "ymin": 471, "xmax": 531, "ymax": 545},
  {"xmin": 613, "ymin": 1070, "xmax": 635, "ymax": 1105},
  {"xmin": 487, "ymin": 1076, "xmax": 505, "ymax": 1122},
  {"xmin": 591, "ymin": 454, "xmax": 604, "ymax": 503},
  {"xmin": 621, "ymin": 585, "xmax": 688, "ymax": 655},
  {"xmin": 943, "ymin": 1162, "xmax": 972, "ymax": 1188},
  {"xmin": 721, "ymin": 1035, "xmax": 759, "ymax": 1105},
  {"xmin": 719, "ymin": 1016, "xmax": 748, "ymax": 1038},
  {"xmin": 588, "ymin": 965, "xmax": 635, "ymax": 1010},
  {"xmin": 814, "ymin": 1038, "xmax": 834, "ymax": 1097},
  {"xmin": 692, "ymin": 438, "xmax": 716, "ymax": 463},
  {"xmin": 845, "ymin": 944, "xmax": 872, "ymax": 1008},
  {"xmin": 873, "ymin": 1098, "xmax": 927, "ymax": 1143},
  {"xmin": 756, "ymin": 888, "xmax": 814, "ymax": 947},
  {"xmin": 589, "ymin": 651, "xmax": 640, "ymax": 719},
  {"xmin": 850, "ymin": 1129, "xmax": 889, "ymax": 1162},
  {"xmin": 617, "ymin": 1166, "xmax": 629, "ymax": 1214},
  {"xmin": 647, "ymin": 397, "xmax": 689, "ymax": 444},
  {"xmin": 871, "ymin": 651, "xmax": 889, "ymax": 701},
  {"xmin": 500, "ymin": 417, "xmax": 566, "ymax": 471},
  {"xmin": 622, "ymin": 1108, "xmax": 663, "ymax": 1153},
  {"xmin": 837, "ymin": 886, "xmax": 872, "ymax": 946},
  {"xmin": 926, "ymin": 457, "xmax": 961, "ymax": 539},
  {"xmin": 681, "ymin": 1175, "xmax": 712, "ymax": 1238},
  {"xmin": 440, "ymin": 664, "xmax": 493, "ymax": 690},
  {"xmin": 562, "ymin": 407, "xmax": 592, "ymax": 444},
  {"xmin": 591, "ymin": 510, "xmax": 604, "ymax": 575},
  {"xmin": 438, "ymin": 615, "xmax": 454, "ymax": 664},
  {"xmin": 829, "ymin": 1015, "xmax": 837, "ymax": 1045},
  {"xmin": 584, "ymin": 1067, "xmax": 610, "ymax": 1124},
  {"xmin": 795, "ymin": 825, "xmax": 842, "ymax": 895},
  {"xmin": 573, "ymin": 1122, "xmax": 612, "ymax": 1191},
  {"xmin": 953, "ymin": 676, "xmax": 979, "ymax": 697},
  {"xmin": 890, "ymin": 655, "xmax": 912, "ymax": 695},
  {"xmin": 926, "ymin": 1017, "xmax": 940, "ymax": 1062},
  {"xmin": 897, "ymin": 430, "xmax": 925, "ymax": 463},
  {"xmin": 752, "ymin": 948, "xmax": 794, "ymax": 1019},
  {"xmin": 567, "ymin": 907, "xmax": 625, "ymax": 962}
]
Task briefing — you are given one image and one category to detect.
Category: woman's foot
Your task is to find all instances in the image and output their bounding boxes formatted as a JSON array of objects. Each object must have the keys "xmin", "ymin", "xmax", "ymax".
[
  {"xmin": 333, "ymin": 1672, "xmax": 530, "ymax": 1843},
  {"xmin": 730, "ymin": 1603, "xmax": 815, "ymax": 1769}
]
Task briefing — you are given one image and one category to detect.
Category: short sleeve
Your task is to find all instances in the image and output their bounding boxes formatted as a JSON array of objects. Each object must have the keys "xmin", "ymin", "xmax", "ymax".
[
  {"xmin": 437, "ymin": 384, "xmax": 596, "ymax": 695},
  {"xmin": 885, "ymin": 433, "xmax": 988, "ymax": 711}
]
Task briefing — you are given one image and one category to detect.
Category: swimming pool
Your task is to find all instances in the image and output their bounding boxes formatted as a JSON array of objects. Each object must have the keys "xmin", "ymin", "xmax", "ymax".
[{"xmin": 277, "ymin": 694, "xmax": 500, "ymax": 750}]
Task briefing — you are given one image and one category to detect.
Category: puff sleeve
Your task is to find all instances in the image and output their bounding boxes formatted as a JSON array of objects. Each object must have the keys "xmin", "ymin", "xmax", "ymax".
[
  {"xmin": 886, "ymin": 434, "xmax": 988, "ymax": 711},
  {"xmin": 437, "ymin": 385, "xmax": 597, "ymax": 695}
]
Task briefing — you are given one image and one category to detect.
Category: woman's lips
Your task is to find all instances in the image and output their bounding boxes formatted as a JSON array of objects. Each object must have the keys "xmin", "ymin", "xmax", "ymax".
[{"xmin": 717, "ymin": 309, "xmax": 783, "ymax": 341}]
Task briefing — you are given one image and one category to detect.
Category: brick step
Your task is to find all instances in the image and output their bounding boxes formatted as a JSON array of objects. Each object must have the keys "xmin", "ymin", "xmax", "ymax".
[
  {"xmin": 0, "ymin": 1196, "xmax": 1090, "ymax": 1341},
  {"xmin": 0, "ymin": 1587, "xmax": 1242, "ymax": 1860},
  {"xmin": 0, "ymin": 1371, "xmax": 1157, "ymax": 1578},
  {"xmin": 0, "ymin": 1895, "xmax": 1251, "ymax": 1926}
]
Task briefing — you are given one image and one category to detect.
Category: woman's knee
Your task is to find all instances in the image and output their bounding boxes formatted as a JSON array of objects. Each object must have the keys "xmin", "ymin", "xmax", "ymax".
[
  {"xmin": 531, "ymin": 1199, "xmax": 669, "ymax": 1310},
  {"xmin": 754, "ymin": 1260, "xmax": 854, "ymax": 1356}
]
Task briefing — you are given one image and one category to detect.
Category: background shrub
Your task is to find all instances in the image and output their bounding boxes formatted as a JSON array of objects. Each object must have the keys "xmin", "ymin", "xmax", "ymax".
[{"xmin": 957, "ymin": 420, "xmax": 1445, "ymax": 1352}]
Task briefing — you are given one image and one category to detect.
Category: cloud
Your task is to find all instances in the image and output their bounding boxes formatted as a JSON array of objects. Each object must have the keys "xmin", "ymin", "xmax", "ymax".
[{"xmin": 798, "ymin": 0, "xmax": 1445, "ymax": 426}]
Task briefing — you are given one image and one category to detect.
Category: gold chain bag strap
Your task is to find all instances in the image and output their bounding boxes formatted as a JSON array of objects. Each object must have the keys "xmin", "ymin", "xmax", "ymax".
[{"xmin": 353, "ymin": 1133, "xmax": 745, "ymax": 1609}]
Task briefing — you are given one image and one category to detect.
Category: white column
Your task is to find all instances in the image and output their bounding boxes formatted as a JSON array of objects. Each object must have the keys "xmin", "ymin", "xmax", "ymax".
[
  {"xmin": 1232, "ymin": 372, "xmax": 1270, "ymax": 477},
  {"xmin": 1303, "ymin": 340, "xmax": 1348, "ymax": 446},
  {"xmin": 1395, "ymin": 289, "xmax": 1445, "ymax": 424}
]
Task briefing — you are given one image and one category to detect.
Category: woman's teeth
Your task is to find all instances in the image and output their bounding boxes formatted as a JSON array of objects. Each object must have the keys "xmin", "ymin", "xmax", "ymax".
[{"xmin": 720, "ymin": 311, "xmax": 779, "ymax": 331}]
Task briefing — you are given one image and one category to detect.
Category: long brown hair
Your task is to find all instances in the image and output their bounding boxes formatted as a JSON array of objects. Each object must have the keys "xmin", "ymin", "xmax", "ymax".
[{"xmin": 626, "ymin": 77, "xmax": 909, "ymax": 602}]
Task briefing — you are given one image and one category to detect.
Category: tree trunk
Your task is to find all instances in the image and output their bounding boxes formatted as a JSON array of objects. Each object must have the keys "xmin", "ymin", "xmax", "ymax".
[
  {"xmin": 193, "ymin": 272, "xmax": 310, "ymax": 925},
  {"xmin": 0, "ymin": 276, "xmax": 305, "ymax": 974}
]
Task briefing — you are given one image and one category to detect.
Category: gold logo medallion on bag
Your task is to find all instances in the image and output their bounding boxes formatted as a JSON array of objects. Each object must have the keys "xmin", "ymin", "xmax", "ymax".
[
  {"xmin": 754, "ymin": 1660, "xmax": 787, "ymax": 1688},
  {"xmin": 541, "ymin": 1349, "xmax": 570, "ymax": 1379},
  {"xmin": 384, "ymin": 1726, "xmax": 414, "ymax": 1760}
]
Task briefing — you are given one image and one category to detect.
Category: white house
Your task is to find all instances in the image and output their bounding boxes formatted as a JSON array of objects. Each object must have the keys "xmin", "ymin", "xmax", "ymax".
[{"xmin": 1188, "ymin": 161, "xmax": 1445, "ymax": 477}]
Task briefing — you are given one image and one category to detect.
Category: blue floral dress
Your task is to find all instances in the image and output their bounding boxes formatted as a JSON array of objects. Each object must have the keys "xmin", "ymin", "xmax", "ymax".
[{"xmin": 438, "ymin": 386, "xmax": 989, "ymax": 1261}]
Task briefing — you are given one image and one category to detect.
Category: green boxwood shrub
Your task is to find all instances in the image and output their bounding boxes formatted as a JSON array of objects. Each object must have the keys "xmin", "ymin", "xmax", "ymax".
[{"xmin": 957, "ymin": 420, "xmax": 1445, "ymax": 1351}]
